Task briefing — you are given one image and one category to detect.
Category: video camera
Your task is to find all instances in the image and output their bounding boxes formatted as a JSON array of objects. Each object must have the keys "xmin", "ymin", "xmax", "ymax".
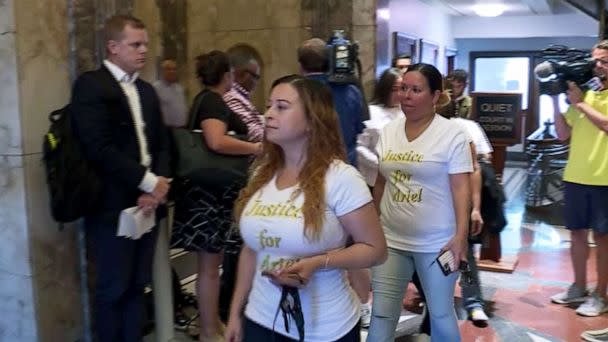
[
  {"xmin": 327, "ymin": 30, "xmax": 359, "ymax": 84},
  {"xmin": 534, "ymin": 45, "xmax": 602, "ymax": 95}
]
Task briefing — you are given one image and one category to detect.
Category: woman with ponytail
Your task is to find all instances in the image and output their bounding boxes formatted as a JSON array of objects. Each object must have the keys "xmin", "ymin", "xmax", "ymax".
[{"xmin": 367, "ymin": 63, "xmax": 473, "ymax": 342}]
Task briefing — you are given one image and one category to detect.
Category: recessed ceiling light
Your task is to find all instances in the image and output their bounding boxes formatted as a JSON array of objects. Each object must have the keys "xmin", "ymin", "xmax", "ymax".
[
  {"xmin": 473, "ymin": 4, "xmax": 506, "ymax": 17},
  {"xmin": 377, "ymin": 8, "xmax": 390, "ymax": 20}
]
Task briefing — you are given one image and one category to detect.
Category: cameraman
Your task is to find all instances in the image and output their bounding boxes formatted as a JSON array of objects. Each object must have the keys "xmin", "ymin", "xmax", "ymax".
[
  {"xmin": 550, "ymin": 40, "xmax": 608, "ymax": 319},
  {"xmin": 297, "ymin": 38, "xmax": 366, "ymax": 166}
]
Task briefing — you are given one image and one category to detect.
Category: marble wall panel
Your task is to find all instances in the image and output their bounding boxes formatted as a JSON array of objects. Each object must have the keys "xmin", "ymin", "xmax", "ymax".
[
  {"xmin": 0, "ymin": 0, "xmax": 22, "ymax": 157},
  {"xmin": 72, "ymin": 0, "xmax": 97, "ymax": 74},
  {"xmin": 215, "ymin": 0, "xmax": 271, "ymax": 32},
  {"xmin": 0, "ymin": 155, "xmax": 31, "ymax": 277},
  {"xmin": 30, "ymin": 216, "xmax": 81, "ymax": 342},
  {"xmin": 14, "ymin": 0, "xmax": 71, "ymax": 155},
  {"xmin": 0, "ymin": 155, "xmax": 37, "ymax": 342},
  {"xmin": 187, "ymin": 0, "xmax": 218, "ymax": 33},
  {"xmin": 352, "ymin": 25, "xmax": 376, "ymax": 99},
  {"xmin": 327, "ymin": 0, "xmax": 354, "ymax": 35},
  {"xmin": 157, "ymin": 0, "xmax": 188, "ymax": 84},
  {"xmin": 0, "ymin": 271, "xmax": 37, "ymax": 342},
  {"xmin": 134, "ymin": 0, "xmax": 161, "ymax": 83},
  {"xmin": 353, "ymin": 0, "xmax": 376, "ymax": 26},
  {"xmin": 269, "ymin": 0, "xmax": 303, "ymax": 28},
  {"xmin": 185, "ymin": 30, "xmax": 214, "ymax": 101}
]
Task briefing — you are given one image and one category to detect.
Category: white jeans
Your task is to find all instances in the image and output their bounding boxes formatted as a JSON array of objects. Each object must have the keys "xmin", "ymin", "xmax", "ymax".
[{"xmin": 366, "ymin": 247, "xmax": 460, "ymax": 342}]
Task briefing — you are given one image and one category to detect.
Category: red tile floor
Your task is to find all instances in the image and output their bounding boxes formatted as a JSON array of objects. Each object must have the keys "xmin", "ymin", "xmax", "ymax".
[{"xmin": 399, "ymin": 167, "xmax": 608, "ymax": 341}]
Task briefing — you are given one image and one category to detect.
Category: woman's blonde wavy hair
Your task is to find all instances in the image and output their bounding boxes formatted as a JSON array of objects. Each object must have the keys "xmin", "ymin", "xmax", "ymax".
[{"xmin": 233, "ymin": 75, "xmax": 346, "ymax": 241}]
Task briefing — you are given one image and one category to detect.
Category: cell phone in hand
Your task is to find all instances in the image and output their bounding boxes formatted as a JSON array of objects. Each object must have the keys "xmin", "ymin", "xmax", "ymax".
[
  {"xmin": 261, "ymin": 271, "xmax": 305, "ymax": 285},
  {"xmin": 436, "ymin": 250, "xmax": 470, "ymax": 276},
  {"xmin": 436, "ymin": 250, "xmax": 456, "ymax": 276},
  {"xmin": 261, "ymin": 270, "xmax": 276, "ymax": 278}
]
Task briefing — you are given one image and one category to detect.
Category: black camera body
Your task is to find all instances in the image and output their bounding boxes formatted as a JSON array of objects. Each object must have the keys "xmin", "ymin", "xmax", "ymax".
[
  {"xmin": 535, "ymin": 45, "xmax": 597, "ymax": 96},
  {"xmin": 327, "ymin": 30, "xmax": 359, "ymax": 84}
]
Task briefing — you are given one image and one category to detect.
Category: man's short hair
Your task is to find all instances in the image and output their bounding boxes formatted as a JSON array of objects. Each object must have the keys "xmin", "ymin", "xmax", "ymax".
[
  {"xmin": 391, "ymin": 54, "xmax": 412, "ymax": 67},
  {"xmin": 226, "ymin": 45, "xmax": 258, "ymax": 70},
  {"xmin": 161, "ymin": 59, "xmax": 176, "ymax": 69},
  {"xmin": 104, "ymin": 15, "xmax": 145, "ymax": 42},
  {"xmin": 593, "ymin": 40, "xmax": 608, "ymax": 51},
  {"xmin": 449, "ymin": 69, "xmax": 468, "ymax": 83},
  {"xmin": 297, "ymin": 38, "xmax": 328, "ymax": 73}
]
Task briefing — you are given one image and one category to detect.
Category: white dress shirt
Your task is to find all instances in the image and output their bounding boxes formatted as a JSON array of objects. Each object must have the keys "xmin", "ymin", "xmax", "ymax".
[{"xmin": 103, "ymin": 60, "xmax": 158, "ymax": 193}]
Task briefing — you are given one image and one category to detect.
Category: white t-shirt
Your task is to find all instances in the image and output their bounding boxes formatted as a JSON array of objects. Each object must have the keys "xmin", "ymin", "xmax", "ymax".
[
  {"xmin": 376, "ymin": 115, "xmax": 473, "ymax": 253},
  {"xmin": 451, "ymin": 118, "xmax": 493, "ymax": 155},
  {"xmin": 356, "ymin": 105, "xmax": 403, "ymax": 186},
  {"xmin": 240, "ymin": 161, "xmax": 372, "ymax": 341}
]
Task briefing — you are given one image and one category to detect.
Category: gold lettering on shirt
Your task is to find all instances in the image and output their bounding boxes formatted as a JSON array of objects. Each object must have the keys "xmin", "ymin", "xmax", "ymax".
[
  {"xmin": 260, "ymin": 254, "xmax": 299, "ymax": 272},
  {"xmin": 244, "ymin": 200, "xmax": 302, "ymax": 218},
  {"xmin": 382, "ymin": 149, "xmax": 424, "ymax": 163},
  {"xmin": 390, "ymin": 170, "xmax": 412, "ymax": 183},
  {"xmin": 389, "ymin": 170, "xmax": 423, "ymax": 204},
  {"xmin": 257, "ymin": 229, "xmax": 282, "ymax": 250},
  {"xmin": 391, "ymin": 187, "xmax": 423, "ymax": 203}
]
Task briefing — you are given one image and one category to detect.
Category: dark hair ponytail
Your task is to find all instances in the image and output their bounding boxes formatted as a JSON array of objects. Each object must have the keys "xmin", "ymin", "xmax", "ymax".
[{"xmin": 195, "ymin": 50, "xmax": 230, "ymax": 86}]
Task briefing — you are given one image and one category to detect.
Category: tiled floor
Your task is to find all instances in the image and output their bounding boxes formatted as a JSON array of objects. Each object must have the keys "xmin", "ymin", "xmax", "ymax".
[{"xmin": 147, "ymin": 166, "xmax": 608, "ymax": 341}]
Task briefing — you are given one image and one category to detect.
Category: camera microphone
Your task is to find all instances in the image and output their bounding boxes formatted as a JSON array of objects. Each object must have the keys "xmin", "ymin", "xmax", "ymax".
[{"xmin": 534, "ymin": 61, "xmax": 556, "ymax": 81}]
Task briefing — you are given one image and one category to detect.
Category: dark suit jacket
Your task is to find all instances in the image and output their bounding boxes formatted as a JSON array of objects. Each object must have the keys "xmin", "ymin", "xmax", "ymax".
[{"xmin": 71, "ymin": 65, "xmax": 171, "ymax": 222}]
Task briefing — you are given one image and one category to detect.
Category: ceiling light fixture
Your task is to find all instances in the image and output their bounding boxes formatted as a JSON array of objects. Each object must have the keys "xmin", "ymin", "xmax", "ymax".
[{"xmin": 473, "ymin": 4, "xmax": 506, "ymax": 17}]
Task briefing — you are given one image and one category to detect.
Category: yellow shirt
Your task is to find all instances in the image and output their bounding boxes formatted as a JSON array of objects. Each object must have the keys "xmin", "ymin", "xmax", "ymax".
[{"xmin": 563, "ymin": 90, "xmax": 608, "ymax": 185}]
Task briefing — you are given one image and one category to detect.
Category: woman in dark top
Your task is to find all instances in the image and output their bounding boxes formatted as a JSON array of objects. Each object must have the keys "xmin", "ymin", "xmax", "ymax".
[{"xmin": 171, "ymin": 50, "xmax": 262, "ymax": 342}]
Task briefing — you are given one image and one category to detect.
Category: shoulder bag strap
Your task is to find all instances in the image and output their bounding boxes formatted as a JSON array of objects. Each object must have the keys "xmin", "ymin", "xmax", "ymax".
[{"xmin": 187, "ymin": 91, "xmax": 209, "ymax": 131}]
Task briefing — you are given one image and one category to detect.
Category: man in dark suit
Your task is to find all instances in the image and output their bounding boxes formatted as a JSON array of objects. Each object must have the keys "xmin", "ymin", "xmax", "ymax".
[{"xmin": 70, "ymin": 15, "xmax": 171, "ymax": 342}]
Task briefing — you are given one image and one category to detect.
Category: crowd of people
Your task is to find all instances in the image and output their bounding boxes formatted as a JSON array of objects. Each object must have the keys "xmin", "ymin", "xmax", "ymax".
[{"xmin": 70, "ymin": 14, "xmax": 608, "ymax": 342}]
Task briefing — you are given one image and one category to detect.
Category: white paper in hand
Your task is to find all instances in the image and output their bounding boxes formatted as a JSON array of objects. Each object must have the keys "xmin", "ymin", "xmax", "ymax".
[{"xmin": 117, "ymin": 206, "xmax": 155, "ymax": 239}]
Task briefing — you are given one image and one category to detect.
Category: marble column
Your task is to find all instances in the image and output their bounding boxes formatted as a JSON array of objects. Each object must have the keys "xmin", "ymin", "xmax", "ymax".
[
  {"xmin": 352, "ymin": 0, "xmax": 377, "ymax": 98},
  {"xmin": 133, "ymin": 0, "xmax": 161, "ymax": 82},
  {"xmin": 157, "ymin": 0, "xmax": 188, "ymax": 86},
  {"xmin": 0, "ymin": 2, "xmax": 38, "ymax": 341},
  {"xmin": 0, "ymin": 0, "xmax": 82, "ymax": 341}
]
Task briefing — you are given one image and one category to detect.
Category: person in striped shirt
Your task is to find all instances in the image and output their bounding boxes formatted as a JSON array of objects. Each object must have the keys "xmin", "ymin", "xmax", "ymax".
[{"xmin": 223, "ymin": 48, "xmax": 265, "ymax": 143}]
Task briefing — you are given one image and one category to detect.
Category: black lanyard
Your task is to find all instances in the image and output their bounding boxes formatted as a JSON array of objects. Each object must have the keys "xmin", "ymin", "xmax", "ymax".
[{"xmin": 274, "ymin": 285, "xmax": 305, "ymax": 342}]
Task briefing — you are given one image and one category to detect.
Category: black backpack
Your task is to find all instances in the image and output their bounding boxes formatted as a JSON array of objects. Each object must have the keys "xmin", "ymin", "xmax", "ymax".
[{"xmin": 43, "ymin": 105, "xmax": 102, "ymax": 224}]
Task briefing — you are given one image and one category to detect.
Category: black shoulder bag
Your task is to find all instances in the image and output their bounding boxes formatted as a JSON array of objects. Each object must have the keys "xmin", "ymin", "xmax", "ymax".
[{"xmin": 172, "ymin": 91, "xmax": 250, "ymax": 190}]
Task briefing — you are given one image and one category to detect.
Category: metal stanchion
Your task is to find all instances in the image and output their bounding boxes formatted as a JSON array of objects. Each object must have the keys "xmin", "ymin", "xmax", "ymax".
[
  {"xmin": 152, "ymin": 213, "xmax": 175, "ymax": 341},
  {"xmin": 78, "ymin": 221, "xmax": 92, "ymax": 342}
]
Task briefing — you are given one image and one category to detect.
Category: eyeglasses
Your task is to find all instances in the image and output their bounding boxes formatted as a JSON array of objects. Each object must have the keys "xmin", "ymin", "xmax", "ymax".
[
  {"xmin": 275, "ymin": 286, "xmax": 305, "ymax": 342},
  {"xmin": 245, "ymin": 69, "xmax": 261, "ymax": 80},
  {"xmin": 596, "ymin": 58, "xmax": 608, "ymax": 66}
]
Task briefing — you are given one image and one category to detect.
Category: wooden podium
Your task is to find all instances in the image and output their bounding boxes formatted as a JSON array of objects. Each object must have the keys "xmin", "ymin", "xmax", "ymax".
[{"xmin": 471, "ymin": 93, "xmax": 522, "ymax": 273}]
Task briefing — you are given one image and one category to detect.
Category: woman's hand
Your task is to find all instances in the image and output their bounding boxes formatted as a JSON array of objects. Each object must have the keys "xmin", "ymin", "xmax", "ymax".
[
  {"xmin": 263, "ymin": 255, "xmax": 324, "ymax": 288},
  {"xmin": 253, "ymin": 142, "xmax": 263, "ymax": 156},
  {"xmin": 224, "ymin": 315, "xmax": 243, "ymax": 342},
  {"xmin": 470, "ymin": 209, "xmax": 483, "ymax": 236},
  {"xmin": 441, "ymin": 235, "xmax": 467, "ymax": 266}
]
